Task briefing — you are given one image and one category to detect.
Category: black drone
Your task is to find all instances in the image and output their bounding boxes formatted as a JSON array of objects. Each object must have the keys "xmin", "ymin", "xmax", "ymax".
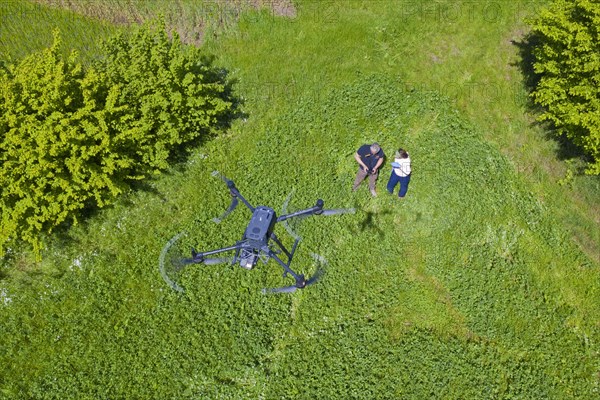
[{"xmin": 159, "ymin": 172, "xmax": 355, "ymax": 293}]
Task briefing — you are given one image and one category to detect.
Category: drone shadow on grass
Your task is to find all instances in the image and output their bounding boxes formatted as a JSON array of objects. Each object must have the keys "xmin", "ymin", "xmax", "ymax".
[
  {"xmin": 346, "ymin": 209, "xmax": 392, "ymax": 239},
  {"xmin": 511, "ymin": 32, "xmax": 592, "ymax": 167}
]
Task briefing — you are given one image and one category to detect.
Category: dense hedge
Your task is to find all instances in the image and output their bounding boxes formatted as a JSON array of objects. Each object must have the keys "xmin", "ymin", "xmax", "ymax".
[{"xmin": 0, "ymin": 22, "xmax": 234, "ymax": 256}]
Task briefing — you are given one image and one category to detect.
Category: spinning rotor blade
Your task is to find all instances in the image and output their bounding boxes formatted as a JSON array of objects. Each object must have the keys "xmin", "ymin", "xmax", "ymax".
[
  {"xmin": 262, "ymin": 285, "xmax": 298, "ymax": 294},
  {"xmin": 280, "ymin": 191, "xmax": 302, "ymax": 241},
  {"xmin": 159, "ymin": 232, "xmax": 188, "ymax": 293},
  {"xmin": 202, "ymin": 257, "xmax": 234, "ymax": 266},
  {"xmin": 281, "ymin": 190, "xmax": 294, "ymax": 213},
  {"xmin": 211, "ymin": 170, "xmax": 232, "ymax": 184},
  {"xmin": 179, "ymin": 258, "xmax": 202, "ymax": 267},
  {"xmin": 305, "ymin": 266, "xmax": 324, "ymax": 285},
  {"xmin": 175, "ymin": 254, "xmax": 234, "ymax": 269},
  {"xmin": 319, "ymin": 208, "xmax": 356, "ymax": 216},
  {"xmin": 177, "ymin": 257, "xmax": 197, "ymax": 267},
  {"xmin": 261, "ymin": 271, "xmax": 322, "ymax": 294},
  {"xmin": 159, "ymin": 232, "xmax": 237, "ymax": 293},
  {"xmin": 303, "ymin": 253, "xmax": 326, "ymax": 287},
  {"xmin": 212, "ymin": 196, "xmax": 238, "ymax": 224}
]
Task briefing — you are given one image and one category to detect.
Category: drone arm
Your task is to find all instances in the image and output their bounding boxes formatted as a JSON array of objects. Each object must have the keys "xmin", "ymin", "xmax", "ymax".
[
  {"xmin": 193, "ymin": 243, "xmax": 246, "ymax": 261},
  {"xmin": 227, "ymin": 181, "xmax": 255, "ymax": 212},
  {"xmin": 269, "ymin": 232, "xmax": 300, "ymax": 262},
  {"xmin": 266, "ymin": 249, "xmax": 306, "ymax": 289},
  {"xmin": 276, "ymin": 199, "xmax": 324, "ymax": 222}
]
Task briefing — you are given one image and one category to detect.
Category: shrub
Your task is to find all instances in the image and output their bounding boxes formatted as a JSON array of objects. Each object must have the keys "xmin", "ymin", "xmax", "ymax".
[
  {"xmin": 0, "ymin": 23, "xmax": 233, "ymax": 256},
  {"xmin": 528, "ymin": 0, "xmax": 600, "ymax": 174}
]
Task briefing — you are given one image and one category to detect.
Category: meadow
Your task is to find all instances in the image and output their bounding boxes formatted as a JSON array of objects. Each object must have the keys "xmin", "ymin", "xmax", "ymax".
[{"xmin": 1, "ymin": 1, "xmax": 599, "ymax": 398}]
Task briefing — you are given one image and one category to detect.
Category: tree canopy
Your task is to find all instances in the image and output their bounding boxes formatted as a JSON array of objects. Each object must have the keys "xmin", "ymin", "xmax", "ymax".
[
  {"xmin": 529, "ymin": 0, "xmax": 600, "ymax": 174},
  {"xmin": 0, "ymin": 22, "xmax": 234, "ymax": 256}
]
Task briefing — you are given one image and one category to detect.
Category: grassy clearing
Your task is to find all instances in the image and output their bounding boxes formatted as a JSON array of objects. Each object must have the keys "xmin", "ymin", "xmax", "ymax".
[
  {"xmin": 202, "ymin": 0, "xmax": 600, "ymax": 263},
  {"xmin": 1, "ymin": 0, "xmax": 599, "ymax": 398},
  {"xmin": 359, "ymin": 0, "xmax": 600, "ymax": 263},
  {"xmin": 3, "ymin": 72, "xmax": 598, "ymax": 398},
  {"xmin": 0, "ymin": 1, "xmax": 117, "ymax": 62}
]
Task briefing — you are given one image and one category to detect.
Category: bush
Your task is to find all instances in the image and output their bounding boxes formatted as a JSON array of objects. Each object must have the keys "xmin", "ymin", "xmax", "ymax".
[
  {"xmin": 0, "ymin": 23, "xmax": 234, "ymax": 256},
  {"xmin": 528, "ymin": 0, "xmax": 600, "ymax": 174}
]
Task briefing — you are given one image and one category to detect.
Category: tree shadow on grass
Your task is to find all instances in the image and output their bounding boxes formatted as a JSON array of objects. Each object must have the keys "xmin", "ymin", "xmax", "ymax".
[
  {"xmin": 511, "ymin": 32, "xmax": 592, "ymax": 167},
  {"xmin": 511, "ymin": 32, "xmax": 542, "ymax": 96}
]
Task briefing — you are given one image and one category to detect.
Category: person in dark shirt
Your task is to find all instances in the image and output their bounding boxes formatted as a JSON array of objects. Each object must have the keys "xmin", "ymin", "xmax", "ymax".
[{"xmin": 352, "ymin": 142, "xmax": 385, "ymax": 197}]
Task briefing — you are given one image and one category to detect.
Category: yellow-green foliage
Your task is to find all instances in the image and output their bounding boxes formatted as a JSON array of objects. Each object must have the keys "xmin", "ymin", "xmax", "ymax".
[
  {"xmin": 0, "ymin": 22, "xmax": 233, "ymax": 256},
  {"xmin": 529, "ymin": 0, "xmax": 600, "ymax": 174}
]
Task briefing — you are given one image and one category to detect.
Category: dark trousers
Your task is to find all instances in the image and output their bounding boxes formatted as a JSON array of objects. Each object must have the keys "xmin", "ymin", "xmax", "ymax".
[{"xmin": 386, "ymin": 172, "xmax": 410, "ymax": 197}]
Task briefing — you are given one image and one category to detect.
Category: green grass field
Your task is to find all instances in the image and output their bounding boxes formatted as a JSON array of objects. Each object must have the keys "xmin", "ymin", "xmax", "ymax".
[
  {"xmin": 1, "ymin": 1, "xmax": 599, "ymax": 398},
  {"xmin": 0, "ymin": 0, "xmax": 117, "ymax": 61}
]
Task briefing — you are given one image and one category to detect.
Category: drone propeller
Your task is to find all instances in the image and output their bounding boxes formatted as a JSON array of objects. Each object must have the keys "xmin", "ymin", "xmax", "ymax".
[
  {"xmin": 211, "ymin": 170, "xmax": 232, "ymax": 184},
  {"xmin": 262, "ymin": 268, "xmax": 323, "ymax": 294},
  {"xmin": 211, "ymin": 170, "xmax": 239, "ymax": 223},
  {"xmin": 159, "ymin": 232, "xmax": 237, "ymax": 293},
  {"xmin": 281, "ymin": 191, "xmax": 302, "ymax": 241},
  {"xmin": 319, "ymin": 207, "xmax": 356, "ymax": 216},
  {"xmin": 306, "ymin": 265, "xmax": 324, "ymax": 285},
  {"xmin": 202, "ymin": 257, "xmax": 235, "ymax": 265},
  {"xmin": 159, "ymin": 232, "xmax": 188, "ymax": 293},
  {"xmin": 262, "ymin": 285, "xmax": 298, "ymax": 294},
  {"xmin": 262, "ymin": 253, "xmax": 327, "ymax": 294},
  {"xmin": 280, "ymin": 192, "xmax": 356, "ymax": 240}
]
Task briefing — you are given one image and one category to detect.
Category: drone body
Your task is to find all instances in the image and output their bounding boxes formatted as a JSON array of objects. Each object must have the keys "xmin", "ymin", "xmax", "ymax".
[
  {"xmin": 245, "ymin": 207, "xmax": 276, "ymax": 251},
  {"xmin": 163, "ymin": 172, "xmax": 354, "ymax": 293},
  {"xmin": 238, "ymin": 206, "xmax": 289, "ymax": 270}
]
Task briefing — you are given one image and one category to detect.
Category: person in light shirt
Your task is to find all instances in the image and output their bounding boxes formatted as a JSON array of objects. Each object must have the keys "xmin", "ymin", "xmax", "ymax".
[{"xmin": 386, "ymin": 148, "xmax": 411, "ymax": 198}]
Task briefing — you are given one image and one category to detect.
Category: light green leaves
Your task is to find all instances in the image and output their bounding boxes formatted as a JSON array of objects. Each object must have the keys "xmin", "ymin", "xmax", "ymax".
[
  {"xmin": 529, "ymin": 0, "xmax": 600, "ymax": 174},
  {"xmin": 0, "ymin": 21, "xmax": 234, "ymax": 257}
]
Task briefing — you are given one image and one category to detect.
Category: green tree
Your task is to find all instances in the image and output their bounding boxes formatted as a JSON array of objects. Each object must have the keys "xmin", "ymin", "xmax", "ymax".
[
  {"xmin": 96, "ymin": 19, "xmax": 234, "ymax": 172},
  {"xmin": 528, "ymin": 0, "xmax": 600, "ymax": 174},
  {"xmin": 0, "ymin": 23, "xmax": 234, "ymax": 257}
]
